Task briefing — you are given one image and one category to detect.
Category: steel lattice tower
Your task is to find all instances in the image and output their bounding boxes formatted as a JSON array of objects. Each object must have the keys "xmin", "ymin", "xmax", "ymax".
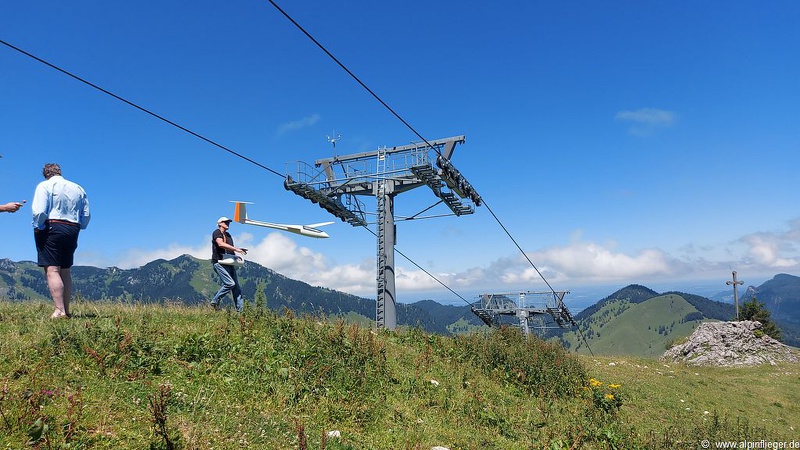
[
  {"xmin": 285, "ymin": 135, "xmax": 481, "ymax": 330},
  {"xmin": 471, "ymin": 291, "xmax": 576, "ymax": 334}
]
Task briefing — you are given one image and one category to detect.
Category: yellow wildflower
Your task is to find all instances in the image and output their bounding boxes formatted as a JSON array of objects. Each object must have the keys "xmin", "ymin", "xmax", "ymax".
[
  {"xmin": 605, "ymin": 394, "xmax": 615, "ymax": 400},
  {"xmin": 589, "ymin": 378, "xmax": 603, "ymax": 387},
  {"xmin": 608, "ymin": 384, "xmax": 621, "ymax": 389}
]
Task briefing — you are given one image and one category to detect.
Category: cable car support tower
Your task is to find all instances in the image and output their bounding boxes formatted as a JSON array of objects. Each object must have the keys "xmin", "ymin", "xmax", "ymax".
[
  {"xmin": 471, "ymin": 290, "xmax": 576, "ymax": 335},
  {"xmin": 285, "ymin": 135, "xmax": 482, "ymax": 330}
]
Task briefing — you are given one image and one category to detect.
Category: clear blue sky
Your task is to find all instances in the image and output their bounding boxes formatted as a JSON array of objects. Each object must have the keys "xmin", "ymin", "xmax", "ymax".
[{"xmin": 1, "ymin": 1, "xmax": 798, "ymax": 307}]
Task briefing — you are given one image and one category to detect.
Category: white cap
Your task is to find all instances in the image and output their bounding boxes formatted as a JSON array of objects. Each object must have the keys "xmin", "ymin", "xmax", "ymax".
[{"xmin": 217, "ymin": 216, "xmax": 232, "ymax": 224}]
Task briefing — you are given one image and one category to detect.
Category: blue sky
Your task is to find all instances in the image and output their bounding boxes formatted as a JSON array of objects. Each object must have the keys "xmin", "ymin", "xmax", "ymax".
[{"xmin": 1, "ymin": 1, "xmax": 798, "ymax": 307}]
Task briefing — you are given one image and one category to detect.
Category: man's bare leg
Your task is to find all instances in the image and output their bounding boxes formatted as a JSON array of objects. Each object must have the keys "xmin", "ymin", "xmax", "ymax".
[
  {"xmin": 45, "ymin": 266, "xmax": 67, "ymax": 318},
  {"xmin": 61, "ymin": 268, "xmax": 72, "ymax": 317}
]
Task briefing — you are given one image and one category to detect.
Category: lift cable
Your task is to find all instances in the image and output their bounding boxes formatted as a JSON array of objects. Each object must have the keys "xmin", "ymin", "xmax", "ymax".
[
  {"xmin": 0, "ymin": 37, "xmax": 475, "ymax": 309},
  {"xmin": 3, "ymin": 33, "xmax": 590, "ymax": 354},
  {"xmin": 263, "ymin": 4, "xmax": 591, "ymax": 348},
  {"xmin": 0, "ymin": 38, "xmax": 285, "ymax": 179},
  {"xmin": 265, "ymin": 0, "xmax": 444, "ymax": 160},
  {"xmin": 363, "ymin": 228, "xmax": 472, "ymax": 307},
  {"xmin": 481, "ymin": 198, "xmax": 557, "ymax": 295},
  {"xmin": 3, "ymin": 29, "xmax": 575, "ymax": 338},
  {"xmin": 263, "ymin": 1, "xmax": 560, "ymax": 297}
]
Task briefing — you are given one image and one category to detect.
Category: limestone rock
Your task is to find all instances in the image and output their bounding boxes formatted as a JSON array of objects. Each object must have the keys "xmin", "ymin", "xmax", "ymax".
[{"xmin": 661, "ymin": 320, "xmax": 799, "ymax": 367}]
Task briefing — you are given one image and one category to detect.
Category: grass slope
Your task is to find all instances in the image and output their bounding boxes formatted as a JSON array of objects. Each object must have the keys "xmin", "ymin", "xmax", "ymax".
[
  {"xmin": 586, "ymin": 355, "xmax": 800, "ymax": 438},
  {"xmin": 560, "ymin": 294, "xmax": 708, "ymax": 357},
  {"xmin": 1, "ymin": 300, "xmax": 797, "ymax": 449}
]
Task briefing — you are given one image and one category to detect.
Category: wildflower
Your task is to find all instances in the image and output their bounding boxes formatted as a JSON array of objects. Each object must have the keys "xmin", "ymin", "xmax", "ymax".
[
  {"xmin": 604, "ymin": 394, "xmax": 615, "ymax": 400},
  {"xmin": 589, "ymin": 378, "xmax": 603, "ymax": 387},
  {"xmin": 608, "ymin": 384, "xmax": 621, "ymax": 389}
]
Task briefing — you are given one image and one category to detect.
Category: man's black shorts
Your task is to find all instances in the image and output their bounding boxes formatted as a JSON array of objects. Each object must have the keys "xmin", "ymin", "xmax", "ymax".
[{"xmin": 35, "ymin": 223, "xmax": 80, "ymax": 268}]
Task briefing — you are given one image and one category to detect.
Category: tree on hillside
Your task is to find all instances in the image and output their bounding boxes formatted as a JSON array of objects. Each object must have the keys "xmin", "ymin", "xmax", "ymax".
[{"xmin": 739, "ymin": 296, "xmax": 782, "ymax": 342}]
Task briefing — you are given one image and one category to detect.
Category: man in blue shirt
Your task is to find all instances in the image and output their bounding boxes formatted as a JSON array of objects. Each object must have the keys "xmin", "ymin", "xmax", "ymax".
[{"xmin": 31, "ymin": 163, "xmax": 90, "ymax": 319}]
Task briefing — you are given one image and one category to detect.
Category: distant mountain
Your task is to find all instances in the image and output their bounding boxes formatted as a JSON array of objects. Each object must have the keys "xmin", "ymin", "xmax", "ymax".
[
  {"xmin": 552, "ymin": 284, "xmax": 737, "ymax": 357},
  {"xmin": 661, "ymin": 290, "xmax": 736, "ymax": 321},
  {"xmin": 572, "ymin": 284, "xmax": 659, "ymax": 320},
  {"xmin": 739, "ymin": 273, "xmax": 800, "ymax": 347},
  {"xmin": 4, "ymin": 256, "xmax": 796, "ymax": 345},
  {"xmin": 0, "ymin": 256, "xmax": 483, "ymax": 335}
]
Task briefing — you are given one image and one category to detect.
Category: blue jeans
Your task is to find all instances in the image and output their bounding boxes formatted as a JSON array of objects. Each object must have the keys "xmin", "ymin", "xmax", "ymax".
[{"xmin": 211, "ymin": 263, "xmax": 243, "ymax": 313}]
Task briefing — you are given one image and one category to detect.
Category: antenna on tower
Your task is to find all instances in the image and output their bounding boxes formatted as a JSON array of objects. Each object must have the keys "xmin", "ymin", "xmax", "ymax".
[{"xmin": 326, "ymin": 131, "xmax": 341, "ymax": 149}]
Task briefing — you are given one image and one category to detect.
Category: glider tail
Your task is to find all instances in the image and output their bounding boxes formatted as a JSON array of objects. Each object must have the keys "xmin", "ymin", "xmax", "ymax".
[{"xmin": 233, "ymin": 201, "xmax": 249, "ymax": 223}]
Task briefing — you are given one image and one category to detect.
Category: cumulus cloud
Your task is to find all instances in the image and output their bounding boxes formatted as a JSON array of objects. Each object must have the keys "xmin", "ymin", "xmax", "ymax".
[
  {"xmin": 230, "ymin": 232, "xmax": 375, "ymax": 294},
  {"xmin": 479, "ymin": 241, "xmax": 679, "ymax": 289},
  {"xmin": 87, "ymin": 230, "xmax": 377, "ymax": 295},
  {"xmin": 277, "ymin": 114, "xmax": 320, "ymax": 135},
  {"xmin": 739, "ymin": 223, "xmax": 800, "ymax": 268},
  {"xmin": 615, "ymin": 108, "xmax": 676, "ymax": 136},
  {"xmin": 88, "ymin": 218, "xmax": 800, "ymax": 299},
  {"xmin": 376, "ymin": 221, "xmax": 800, "ymax": 294},
  {"xmin": 364, "ymin": 240, "xmax": 680, "ymax": 294}
]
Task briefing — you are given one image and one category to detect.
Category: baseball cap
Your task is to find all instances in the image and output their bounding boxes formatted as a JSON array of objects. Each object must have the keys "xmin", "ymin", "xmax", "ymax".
[{"xmin": 217, "ymin": 216, "xmax": 232, "ymax": 224}]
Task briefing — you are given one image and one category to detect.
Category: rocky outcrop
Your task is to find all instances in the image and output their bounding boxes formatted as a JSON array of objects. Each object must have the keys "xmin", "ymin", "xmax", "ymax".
[{"xmin": 662, "ymin": 320, "xmax": 799, "ymax": 367}]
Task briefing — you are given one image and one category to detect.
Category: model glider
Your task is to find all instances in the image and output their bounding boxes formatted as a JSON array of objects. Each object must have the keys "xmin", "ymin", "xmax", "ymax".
[
  {"xmin": 218, "ymin": 254, "xmax": 245, "ymax": 267},
  {"xmin": 232, "ymin": 201, "xmax": 334, "ymax": 239}
]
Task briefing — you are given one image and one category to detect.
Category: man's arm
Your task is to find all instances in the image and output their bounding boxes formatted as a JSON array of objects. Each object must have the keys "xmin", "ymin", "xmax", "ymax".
[
  {"xmin": 0, "ymin": 201, "xmax": 24, "ymax": 213},
  {"xmin": 79, "ymin": 194, "xmax": 90, "ymax": 229},
  {"xmin": 31, "ymin": 183, "xmax": 51, "ymax": 229},
  {"xmin": 215, "ymin": 236, "xmax": 247, "ymax": 254}
]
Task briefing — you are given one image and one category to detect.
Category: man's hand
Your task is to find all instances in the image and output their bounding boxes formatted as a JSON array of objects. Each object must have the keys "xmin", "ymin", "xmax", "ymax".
[{"xmin": 1, "ymin": 201, "xmax": 25, "ymax": 213}]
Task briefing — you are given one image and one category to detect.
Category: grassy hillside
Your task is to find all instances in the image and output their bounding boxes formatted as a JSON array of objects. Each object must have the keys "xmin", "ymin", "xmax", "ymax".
[
  {"xmin": 1, "ymin": 300, "xmax": 797, "ymax": 449},
  {"xmin": 559, "ymin": 294, "xmax": 712, "ymax": 357},
  {"xmin": 586, "ymin": 355, "xmax": 800, "ymax": 439},
  {"xmin": 0, "ymin": 257, "xmax": 485, "ymax": 335}
]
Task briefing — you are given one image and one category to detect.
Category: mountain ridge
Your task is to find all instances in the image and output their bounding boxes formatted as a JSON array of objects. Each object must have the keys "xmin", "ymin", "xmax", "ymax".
[
  {"xmin": 0, "ymin": 255, "xmax": 484, "ymax": 335},
  {"xmin": 739, "ymin": 273, "xmax": 800, "ymax": 346},
  {"xmin": 2, "ymin": 256, "xmax": 798, "ymax": 346}
]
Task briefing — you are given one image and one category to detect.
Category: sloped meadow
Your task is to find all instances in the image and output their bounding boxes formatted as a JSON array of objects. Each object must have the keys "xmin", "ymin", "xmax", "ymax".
[{"xmin": 0, "ymin": 300, "xmax": 796, "ymax": 449}]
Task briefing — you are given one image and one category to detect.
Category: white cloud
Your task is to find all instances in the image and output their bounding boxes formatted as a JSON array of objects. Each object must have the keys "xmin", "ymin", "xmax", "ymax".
[
  {"xmin": 739, "ymin": 223, "xmax": 800, "ymax": 268},
  {"xmin": 615, "ymin": 108, "xmax": 676, "ymax": 136},
  {"xmin": 85, "ymin": 218, "xmax": 800, "ymax": 300},
  {"xmin": 377, "ymin": 220, "xmax": 800, "ymax": 294},
  {"xmin": 238, "ymin": 232, "xmax": 376, "ymax": 295},
  {"xmin": 277, "ymin": 114, "xmax": 321, "ymax": 135}
]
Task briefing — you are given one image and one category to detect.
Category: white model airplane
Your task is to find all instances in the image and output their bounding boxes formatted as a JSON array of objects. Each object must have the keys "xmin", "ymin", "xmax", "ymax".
[
  {"xmin": 232, "ymin": 201, "xmax": 334, "ymax": 239},
  {"xmin": 218, "ymin": 254, "xmax": 245, "ymax": 267}
]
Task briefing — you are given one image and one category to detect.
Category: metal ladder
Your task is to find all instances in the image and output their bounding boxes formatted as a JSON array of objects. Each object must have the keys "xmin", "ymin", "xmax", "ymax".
[{"xmin": 375, "ymin": 147, "xmax": 387, "ymax": 328}]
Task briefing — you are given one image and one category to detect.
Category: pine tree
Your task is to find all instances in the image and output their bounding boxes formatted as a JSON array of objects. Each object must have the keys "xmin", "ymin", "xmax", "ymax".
[
  {"xmin": 255, "ymin": 281, "xmax": 267, "ymax": 310},
  {"xmin": 740, "ymin": 296, "xmax": 782, "ymax": 342}
]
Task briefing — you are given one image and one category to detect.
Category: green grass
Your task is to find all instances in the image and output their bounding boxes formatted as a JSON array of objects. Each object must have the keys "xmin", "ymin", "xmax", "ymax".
[{"xmin": 1, "ymin": 300, "xmax": 798, "ymax": 449}]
